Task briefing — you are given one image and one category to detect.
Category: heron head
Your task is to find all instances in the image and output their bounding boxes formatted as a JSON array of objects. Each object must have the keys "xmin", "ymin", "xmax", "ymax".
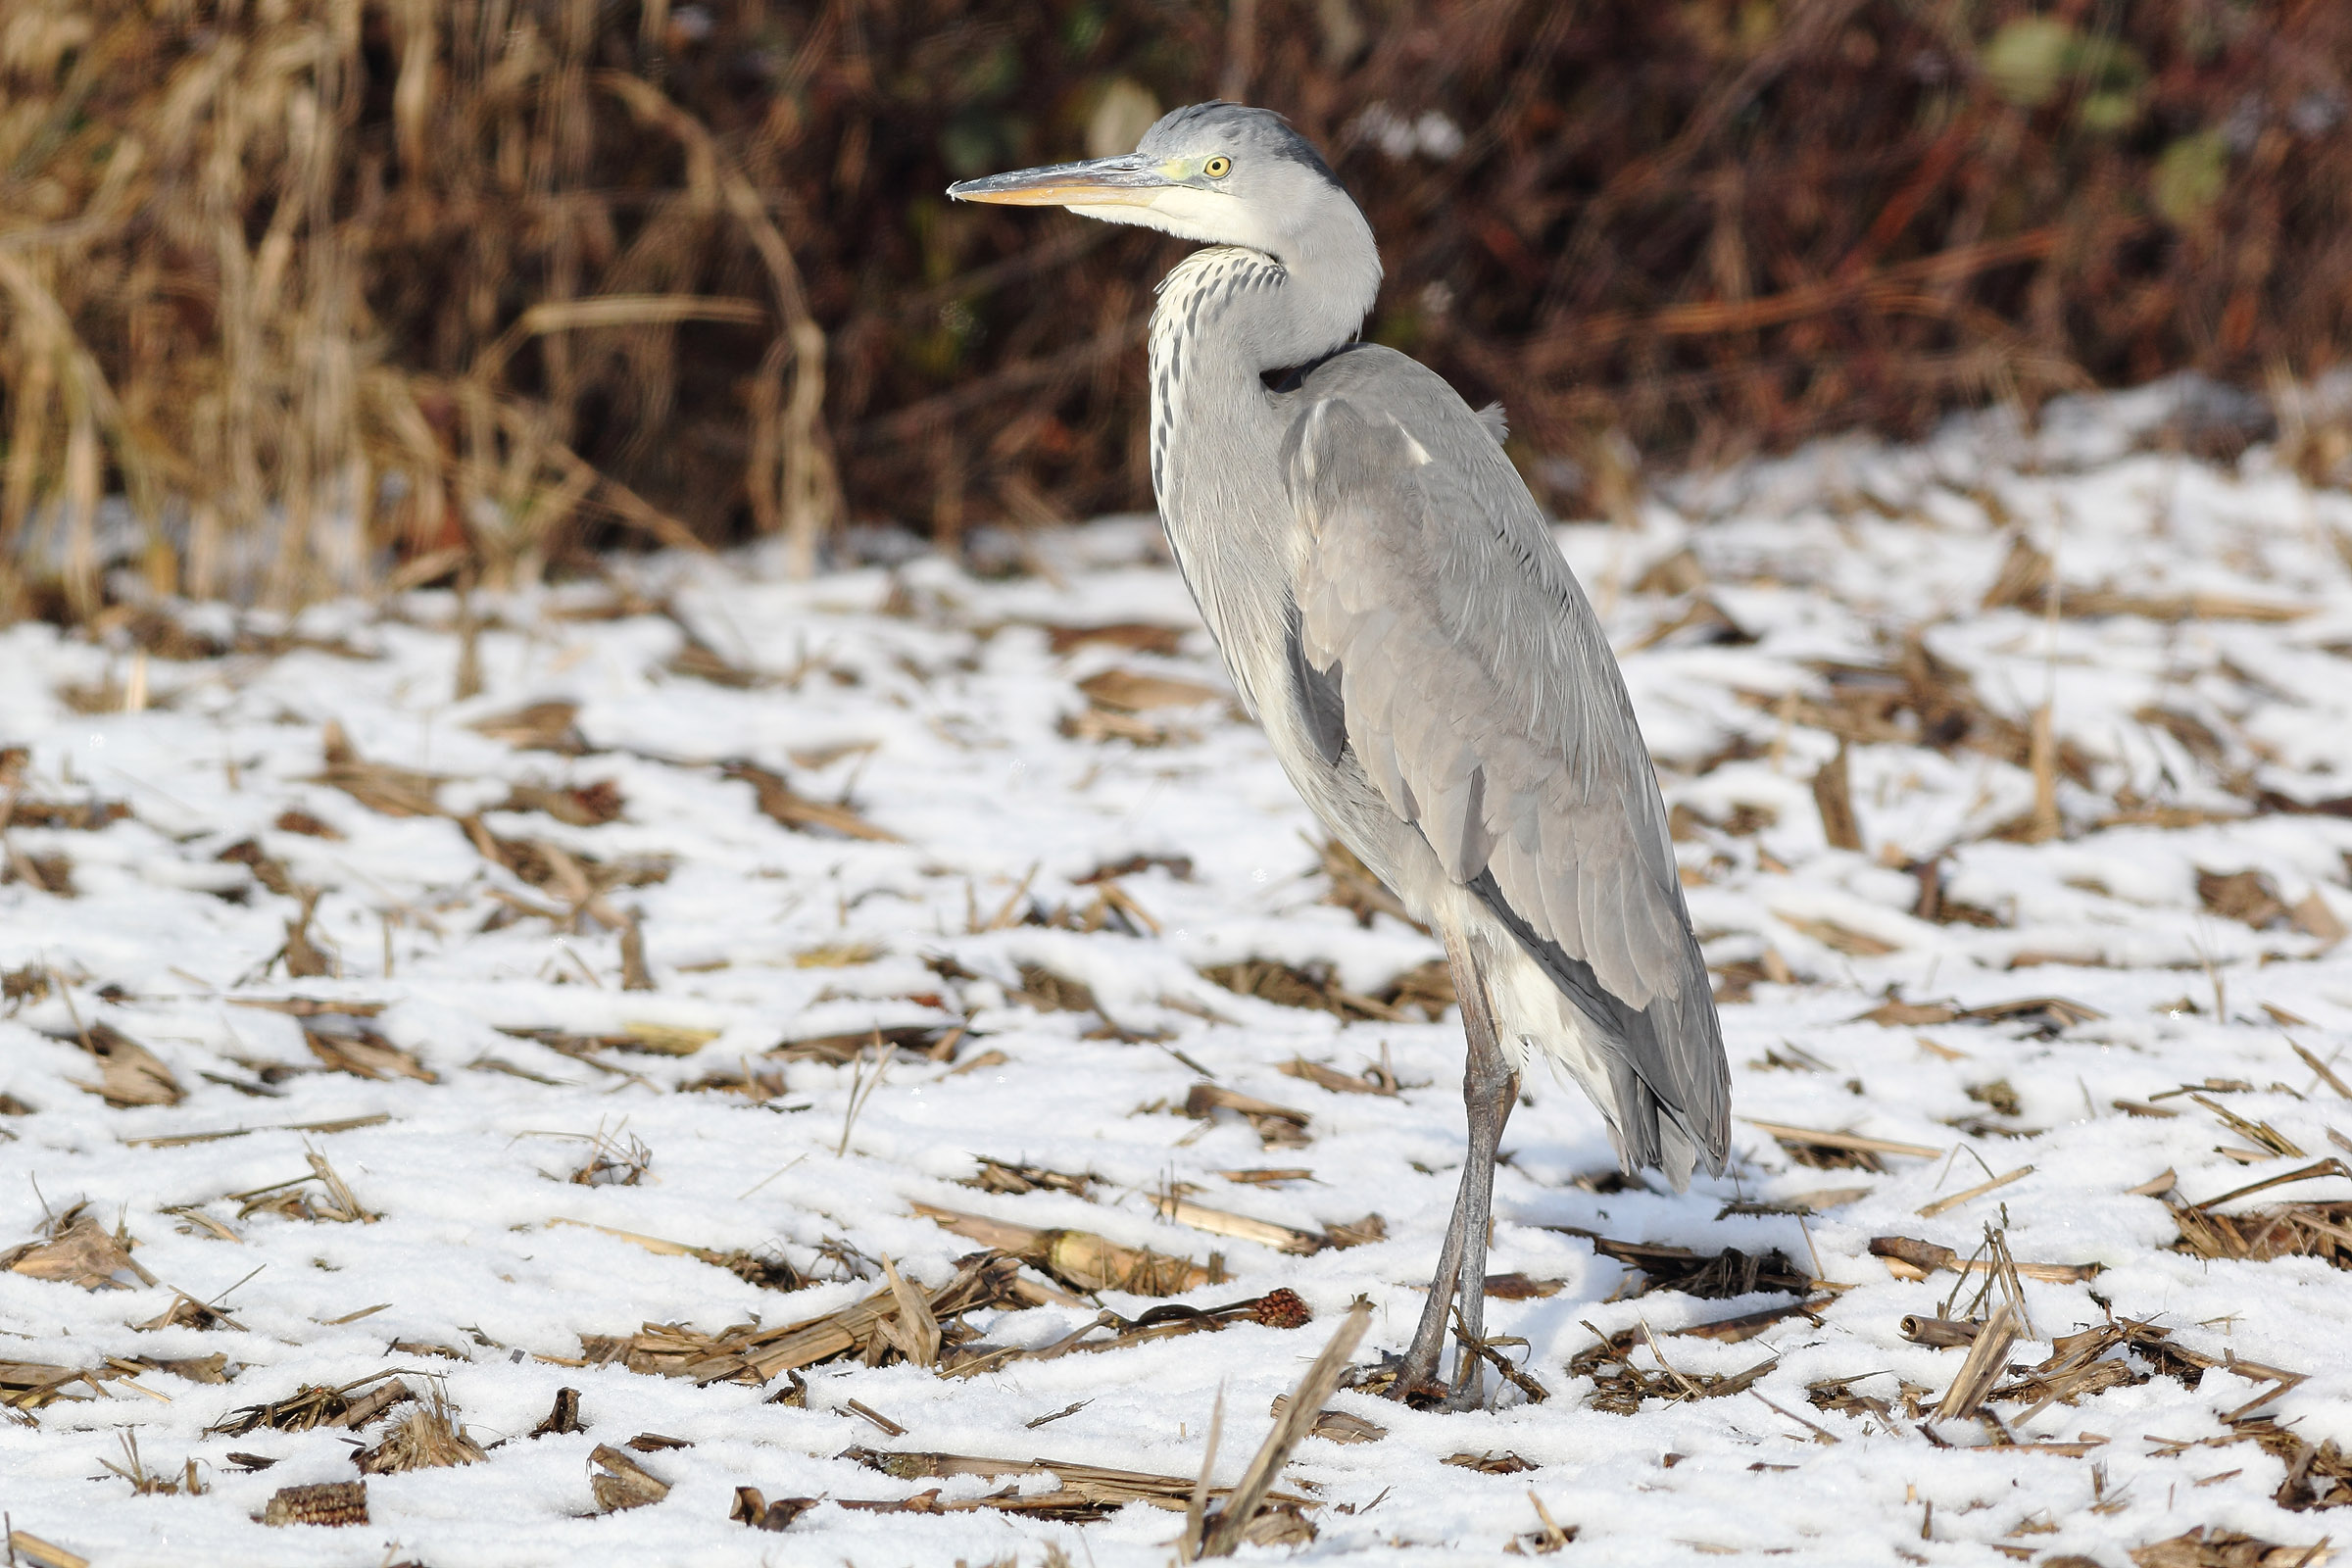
[{"xmin": 949, "ymin": 102, "xmax": 1360, "ymax": 266}]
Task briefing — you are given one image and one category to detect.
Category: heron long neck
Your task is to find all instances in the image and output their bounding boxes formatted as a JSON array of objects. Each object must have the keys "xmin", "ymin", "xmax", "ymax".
[{"xmin": 1147, "ymin": 231, "xmax": 1378, "ymax": 710}]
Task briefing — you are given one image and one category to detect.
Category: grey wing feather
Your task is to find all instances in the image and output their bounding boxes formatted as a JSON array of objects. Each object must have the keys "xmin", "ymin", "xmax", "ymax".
[
  {"xmin": 1284, "ymin": 598, "xmax": 1348, "ymax": 766},
  {"xmin": 1281, "ymin": 359, "xmax": 1727, "ymax": 1172}
]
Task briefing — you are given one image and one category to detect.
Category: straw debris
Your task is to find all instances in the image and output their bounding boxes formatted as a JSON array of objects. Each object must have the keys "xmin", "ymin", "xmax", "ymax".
[
  {"xmin": 122, "ymin": 1351, "xmax": 234, "ymax": 1384},
  {"xmin": 227, "ymin": 1152, "xmax": 378, "ymax": 1224},
  {"xmin": 1931, "ymin": 1301, "xmax": 2020, "ymax": 1420},
  {"xmin": 1, "ymin": 799, "xmax": 127, "ymax": 831},
  {"xmin": 1870, "ymin": 1235, "xmax": 2099, "ymax": 1285},
  {"xmin": 1152, "ymin": 1193, "xmax": 1324, "ymax": 1256},
  {"xmin": 1549, "ymin": 1228, "xmax": 1812, "ymax": 1299},
  {"xmin": 1566, "ymin": 1321, "xmax": 1779, "ymax": 1416},
  {"xmin": 217, "ymin": 840, "xmax": 297, "ymax": 899},
  {"xmin": 1318, "ymin": 837, "xmax": 1416, "ymax": 929},
  {"xmin": 1745, "ymin": 1118, "xmax": 1944, "ymax": 1171},
  {"xmin": 1511, "ymin": 1490, "xmax": 1580, "ymax": 1553},
  {"xmin": 2170, "ymin": 1158, "xmax": 2352, "ymax": 1269},
  {"xmin": 545, "ymin": 1221, "xmax": 804, "ymax": 1293},
  {"xmin": 1267, "ymin": 1394, "xmax": 1387, "ymax": 1446},
  {"xmin": 61, "ymin": 1021, "xmax": 183, "ymax": 1107},
  {"xmin": 962, "ymin": 1158, "xmax": 1099, "ymax": 1200},
  {"xmin": 2198, "ymin": 870, "xmax": 2293, "ymax": 931},
  {"xmin": 1, "ymin": 1359, "xmax": 98, "ymax": 1410},
  {"xmin": 1022, "ymin": 879, "xmax": 1164, "ymax": 939},
  {"xmin": 502, "ymin": 780, "xmax": 627, "ymax": 829},
  {"xmin": 353, "ymin": 1389, "xmax": 488, "ymax": 1474},
  {"xmin": 580, "ymin": 1250, "xmax": 1024, "ymax": 1384},
  {"xmin": 470, "ymin": 702, "xmax": 591, "ymax": 757},
  {"xmin": 1012, "ymin": 963, "xmax": 1103, "ymax": 1015},
  {"xmin": 208, "ymin": 1371, "xmax": 415, "ymax": 1438},
  {"xmin": 723, "ymin": 760, "xmax": 899, "ymax": 843},
  {"xmin": 730, "ymin": 1488, "xmax": 819, "ymax": 1532},
  {"xmin": 1184, "ymin": 1083, "xmax": 1313, "ymax": 1148},
  {"xmin": 530, "ymin": 1388, "xmax": 585, "ymax": 1439},
  {"xmin": 3, "ymin": 1204, "xmax": 158, "ymax": 1290},
  {"xmin": 1196, "ymin": 1299, "xmax": 1368, "ymax": 1554},
  {"xmin": 913, "ymin": 1205, "xmax": 1227, "ymax": 1298},
  {"xmin": 1985, "ymin": 1317, "xmax": 2214, "ymax": 1426},
  {"xmin": 1044, "ymin": 622, "xmax": 1188, "ymax": 657},
  {"xmin": 2170, "ymin": 1199, "xmax": 2352, "ymax": 1269},
  {"xmin": 2, "ymin": 1529, "xmax": 86, "ymax": 1568},
  {"xmin": 833, "ymin": 1446, "xmax": 1312, "ymax": 1534},
  {"xmin": 312, "ymin": 724, "xmax": 445, "ymax": 819},
  {"xmin": 947, "ymin": 1292, "xmax": 1312, "ymax": 1378},
  {"xmin": 566, "ymin": 1127, "xmax": 655, "ymax": 1188},
  {"xmin": 2128, "ymin": 1528, "xmax": 2331, "ymax": 1567},
  {"xmin": 1280, "ymin": 1054, "xmax": 1403, "ymax": 1097},
  {"xmin": 1201, "ymin": 957, "xmax": 1402, "ymax": 1022},
  {"xmin": 1854, "ymin": 993, "xmax": 2103, "ymax": 1033},
  {"xmin": 135, "ymin": 1293, "xmax": 244, "ymax": 1333},
  {"xmin": 767, "ymin": 1023, "xmax": 961, "ymax": 1066},
  {"xmin": 2, "ymin": 848, "xmax": 74, "ymax": 896},
  {"xmin": 2153, "ymin": 1416, "xmax": 2352, "ymax": 1514},
  {"xmin": 1061, "ymin": 675, "xmax": 1214, "ymax": 746},
  {"xmin": 304, "ymin": 1021, "xmax": 435, "ymax": 1083}
]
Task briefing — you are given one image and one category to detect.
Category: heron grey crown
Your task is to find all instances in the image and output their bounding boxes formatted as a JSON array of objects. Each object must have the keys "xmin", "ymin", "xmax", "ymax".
[{"xmin": 1136, "ymin": 102, "xmax": 1344, "ymax": 190}]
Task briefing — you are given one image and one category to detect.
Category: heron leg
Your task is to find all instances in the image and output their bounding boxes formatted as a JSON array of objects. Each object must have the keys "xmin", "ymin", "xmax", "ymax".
[{"xmin": 1395, "ymin": 934, "xmax": 1518, "ymax": 1407}]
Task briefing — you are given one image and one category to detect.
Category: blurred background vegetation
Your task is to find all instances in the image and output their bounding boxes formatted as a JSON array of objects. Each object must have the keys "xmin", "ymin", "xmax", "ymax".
[{"xmin": 2, "ymin": 0, "xmax": 2349, "ymax": 619}]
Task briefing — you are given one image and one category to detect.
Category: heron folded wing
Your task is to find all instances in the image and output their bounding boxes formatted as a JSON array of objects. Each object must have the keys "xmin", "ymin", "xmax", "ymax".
[
  {"xmin": 1282, "ymin": 379, "xmax": 1726, "ymax": 1164},
  {"xmin": 1283, "ymin": 597, "xmax": 1348, "ymax": 765}
]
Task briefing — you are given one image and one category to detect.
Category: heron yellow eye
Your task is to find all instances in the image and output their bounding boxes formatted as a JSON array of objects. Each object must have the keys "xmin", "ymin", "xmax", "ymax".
[{"xmin": 1203, "ymin": 156, "xmax": 1232, "ymax": 178}]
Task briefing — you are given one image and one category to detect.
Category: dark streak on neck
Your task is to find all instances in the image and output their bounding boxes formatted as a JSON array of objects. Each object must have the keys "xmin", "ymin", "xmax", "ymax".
[{"xmin": 1262, "ymin": 342, "xmax": 1368, "ymax": 394}]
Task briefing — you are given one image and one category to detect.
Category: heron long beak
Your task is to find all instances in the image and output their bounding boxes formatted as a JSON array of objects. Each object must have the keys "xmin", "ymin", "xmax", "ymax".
[{"xmin": 947, "ymin": 154, "xmax": 1172, "ymax": 209}]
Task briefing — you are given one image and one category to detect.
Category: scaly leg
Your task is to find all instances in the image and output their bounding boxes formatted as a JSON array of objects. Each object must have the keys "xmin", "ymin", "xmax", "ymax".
[
  {"xmin": 1443, "ymin": 1005, "xmax": 1519, "ymax": 1410},
  {"xmin": 1395, "ymin": 933, "xmax": 1519, "ymax": 1406}
]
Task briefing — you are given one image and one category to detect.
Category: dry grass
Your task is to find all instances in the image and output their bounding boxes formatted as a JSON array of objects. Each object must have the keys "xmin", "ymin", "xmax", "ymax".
[
  {"xmin": 0, "ymin": 0, "xmax": 837, "ymax": 620},
  {"xmin": 6, "ymin": 3, "xmax": 2352, "ymax": 622}
]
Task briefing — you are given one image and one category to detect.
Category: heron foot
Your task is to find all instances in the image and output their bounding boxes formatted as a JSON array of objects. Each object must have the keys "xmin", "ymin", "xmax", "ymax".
[
  {"xmin": 1374, "ymin": 1344, "xmax": 1490, "ymax": 1412},
  {"xmin": 1382, "ymin": 1366, "xmax": 1488, "ymax": 1412},
  {"xmin": 1436, "ymin": 1375, "xmax": 1489, "ymax": 1414}
]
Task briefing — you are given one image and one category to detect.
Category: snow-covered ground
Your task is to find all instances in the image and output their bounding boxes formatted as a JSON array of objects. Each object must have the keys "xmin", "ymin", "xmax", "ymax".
[{"xmin": 4, "ymin": 382, "xmax": 2351, "ymax": 1566}]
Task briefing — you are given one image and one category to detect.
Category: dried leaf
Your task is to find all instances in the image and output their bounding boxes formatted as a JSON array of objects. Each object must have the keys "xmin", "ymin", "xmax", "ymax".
[
  {"xmin": 723, "ymin": 760, "xmax": 898, "ymax": 842},
  {"xmin": 305, "ymin": 1024, "xmax": 436, "ymax": 1083},
  {"xmin": 1043, "ymin": 621, "xmax": 1185, "ymax": 656},
  {"xmin": 1076, "ymin": 667, "xmax": 1223, "ymax": 711},
  {"xmin": 311, "ymin": 722, "xmax": 446, "ymax": 817},
  {"xmin": 4, "ymin": 1210, "xmax": 157, "ymax": 1291},
  {"xmin": 469, "ymin": 700, "xmax": 590, "ymax": 755},
  {"xmin": 1203, "ymin": 957, "xmax": 1400, "ymax": 1022},
  {"xmin": 2198, "ymin": 869, "xmax": 2290, "ymax": 930},
  {"xmin": 878, "ymin": 1258, "xmax": 943, "ymax": 1367},
  {"xmin": 67, "ymin": 1021, "xmax": 183, "ymax": 1107},
  {"xmin": 589, "ymin": 1444, "xmax": 670, "ymax": 1512}
]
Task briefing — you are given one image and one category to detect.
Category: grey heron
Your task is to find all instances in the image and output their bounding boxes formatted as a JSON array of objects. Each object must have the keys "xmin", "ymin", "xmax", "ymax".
[{"xmin": 951, "ymin": 103, "xmax": 1729, "ymax": 1409}]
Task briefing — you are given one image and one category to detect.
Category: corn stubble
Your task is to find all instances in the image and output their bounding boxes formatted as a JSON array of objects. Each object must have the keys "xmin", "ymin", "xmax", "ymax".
[{"xmin": 0, "ymin": 0, "xmax": 836, "ymax": 622}]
